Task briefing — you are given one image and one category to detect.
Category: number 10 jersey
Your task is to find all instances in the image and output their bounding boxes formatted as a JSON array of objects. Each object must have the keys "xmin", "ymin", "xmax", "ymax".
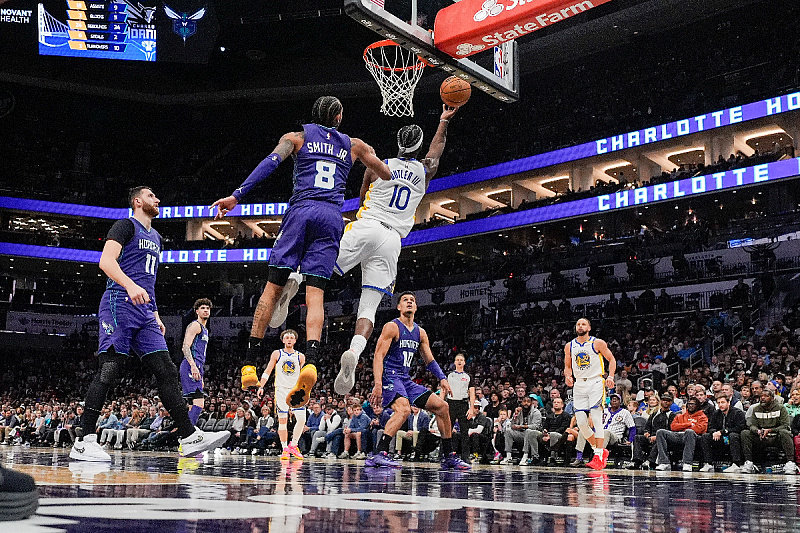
[{"xmin": 357, "ymin": 158, "xmax": 426, "ymax": 238}]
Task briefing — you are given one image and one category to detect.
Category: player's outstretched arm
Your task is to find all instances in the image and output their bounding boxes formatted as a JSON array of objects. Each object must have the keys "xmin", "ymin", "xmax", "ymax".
[
  {"xmin": 563, "ymin": 343, "xmax": 574, "ymax": 388},
  {"xmin": 351, "ymin": 138, "xmax": 391, "ymax": 181},
  {"xmin": 257, "ymin": 350, "xmax": 281, "ymax": 398},
  {"xmin": 595, "ymin": 339, "xmax": 616, "ymax": 389},
  {"xmin": 419, "ymin": 328, "xmax": 452, "ymax": 398},
  {"xmin": 369, "ymin": 321, "xmax": 399, "ymax": 407},
  {"xmin": 211, "ymin": 132, "xmax": 304, "ymax": 219},
  {"xmin": 99, "ymin": 238, "xmax": 149, "ymax": 306},
  {"xmin": 421, "ymin": 105, "xmax": 458, "ymax": 185}
]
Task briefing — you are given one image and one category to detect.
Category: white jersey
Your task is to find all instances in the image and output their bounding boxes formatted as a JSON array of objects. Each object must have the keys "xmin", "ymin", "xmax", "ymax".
[
  {"xmin": 273, "ymin": 349, "xmax": 302, "ymax": 391},
  {"xmin": 569, "ymin": 336, "xmax": 604, "ymax": 379},
  {"xmin": 357, "ymin": 157, "xmax": 427, "ymax": 238}
]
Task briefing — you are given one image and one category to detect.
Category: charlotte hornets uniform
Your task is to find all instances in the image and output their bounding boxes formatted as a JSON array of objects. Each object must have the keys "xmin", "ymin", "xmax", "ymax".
[
  {"xmin": 335, "ymin": 158, "xmax": 427, "ymax": 296},
  {"xmin": 269, "ymin": 123, "xmax": 354, "ymax": 281},
  {"xmin": 568, "ymin": 336, "xmax": 605, "ymax": 412},
  {"xmin": 98, "ymin": 217, "xmax": 166, "ymax": 358},
  {"xmin": 381, "ymin": 318, "xmax": 430, "ymax": 409},
  {"xmin": 180, "ymin": 321, "xmax": 208, "ymax": 397},
  {"xmin": 272, "ymin": 349, "xmax": 304, "ymax": 414}
]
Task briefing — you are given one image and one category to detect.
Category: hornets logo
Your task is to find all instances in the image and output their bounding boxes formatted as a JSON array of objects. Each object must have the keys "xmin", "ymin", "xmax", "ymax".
[
  {"xmin": 574, "ymin": 350, "xmax": 592, "ymax": 370},
  {"xmin": 281, "ymin": 360, "xmax": 297, "ymax": 374}
]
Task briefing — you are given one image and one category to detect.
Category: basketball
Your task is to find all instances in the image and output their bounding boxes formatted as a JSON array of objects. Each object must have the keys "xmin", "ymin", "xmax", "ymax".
[{"xmin": 440, "ymin": 76, "xmax": 471, "ymax": 107}]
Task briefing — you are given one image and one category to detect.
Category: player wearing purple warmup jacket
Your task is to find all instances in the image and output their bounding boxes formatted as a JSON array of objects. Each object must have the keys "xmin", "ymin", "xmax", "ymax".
[
  {"xmin": 366, "ymin": 291, "xmax": 470, "ymax": 471},
  {"xmin": 181, "ymin": 298, "xmax": 212, "ymax": 427},
  {"xmin": 211, "ymin": 96, "xmax": 391, "ymax": 410}
]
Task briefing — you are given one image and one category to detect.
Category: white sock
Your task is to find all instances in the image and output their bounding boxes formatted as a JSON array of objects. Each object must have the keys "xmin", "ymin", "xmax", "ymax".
[
  {"xmin": 349, "ymin": 335, "xmax": 368, "ymax": 358},
  {"xmin": 594, "ymin": 448, "xmax": 603, "ymax": 456},
  {"xmin": 281, "ymin": 441, "xmax": 288, "ymax": 449}
]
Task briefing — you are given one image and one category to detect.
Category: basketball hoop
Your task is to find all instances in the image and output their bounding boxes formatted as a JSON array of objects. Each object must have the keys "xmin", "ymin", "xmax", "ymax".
[{"xmin": 364, "ymin": 40, "xmax": 429, "ymax": 117}]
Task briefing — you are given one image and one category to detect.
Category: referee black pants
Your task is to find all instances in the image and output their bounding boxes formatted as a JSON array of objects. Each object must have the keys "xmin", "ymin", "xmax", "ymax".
[{"xmin": 447, "ymin": 398, "xmax": 469, "ymax": 460}]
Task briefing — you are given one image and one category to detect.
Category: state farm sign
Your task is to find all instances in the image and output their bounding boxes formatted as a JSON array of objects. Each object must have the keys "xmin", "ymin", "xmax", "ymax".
[{"xmin": 434, "ymin": 0, "xmax": 612, "ymax": 58}]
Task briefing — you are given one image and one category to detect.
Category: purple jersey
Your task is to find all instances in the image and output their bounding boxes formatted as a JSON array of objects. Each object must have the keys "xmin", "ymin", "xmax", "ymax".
[
  {"xmin": 190, "ymin": 321, "xmax": 209, "ymax": 367},
  {"xmin": 384, "ymin": 318, "xmax": 420, "ymax": 378},
  {"xmin": 105, "ymin": 218, "xmax": 160, "ymax": 310},
  {"xmin": 290, "ymin": 124, "xmax": 353, "ymax": 207}
]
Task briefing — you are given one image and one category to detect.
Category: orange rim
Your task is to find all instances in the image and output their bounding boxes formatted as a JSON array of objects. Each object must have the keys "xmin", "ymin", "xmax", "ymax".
[{"xmin": 363, "ymin": 39, "xmax": 432, "ymax": 72}]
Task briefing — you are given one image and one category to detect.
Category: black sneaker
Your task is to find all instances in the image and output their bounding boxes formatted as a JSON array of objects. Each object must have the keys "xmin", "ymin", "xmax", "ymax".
[
  {"xmin": 0, "ymin": 464, "xmax": 39, "ymax": 521},
  {"xmin": 569, "ymin": 458, "xmax": 585, "ymax": 467}
]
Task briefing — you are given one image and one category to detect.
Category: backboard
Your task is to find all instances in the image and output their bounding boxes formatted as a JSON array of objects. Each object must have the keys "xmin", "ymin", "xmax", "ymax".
[{"xmin": 344, "ymin": 0, "xmax": 520, "ymax": 103}]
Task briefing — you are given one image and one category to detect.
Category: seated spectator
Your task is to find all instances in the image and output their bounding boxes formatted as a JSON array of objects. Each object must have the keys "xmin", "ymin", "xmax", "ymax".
[
  {"xmin": 396, "ymin": 406, "xmax": 431, "ymax": 460},
  {"xmin": 311, "ymin": 405, "xmax": 341, "ymax": 457},
  {"xmin": 602, "ymin": 393, "xmax": 637, "ymax": 449},
  {"xmin": 784, "ymin": 389, "xmax": 800, "ymax": 418},
  {"xmin": 126, "ymin": 406, "xmax": 157, "ymax": 449},
  {"xmin": 369, "ymin": 405, "xmax": 392, "ymax": 451},
  {"xmin": 298, "ymin": 403, "xmax": 323, "ymax": 454},
  {"xmin": 739, "ymin": 389, "xmax": 796, "ymax": 474},
  {"xmin": 97, "ymin": 408, "xmax": 119, "ymax": 445},
  {"xmin": 655, "ymin": 397, "xmax": 708, "ymax": 471},
  {"xmin": 56, "ymin": 406, "xmax": 84, "ymax": 447},
  {"xmin": 491, "ymin": 409, "xmax": 510, "ymax": 462},
  {"xmin": 144, "ymin": 410, "xmax": 179, "ymax": 449},
  {"xmin": 466, "ymin": 401, "xmax": 491, "ymax": 463},
  {"xmin": 341, "ymin": 403, "xmax": 370, "ymax": 459},
  {"xmin": 700, "ymin": 393, "xmax": 747, "ymax": 472},
  {"xmin": 326, "ymin": 405, "xmax": 352, "ymax": 458},
  {"xmin": 105, "ymin": 406, "xmax": 131, "ymax": 450},
  {"xmin": 249, "ymin": 405, "xmax": 278, "ymax": 455},
  {"xmin": 500, "ymin": 396, "xmax": 542, "ymax": 465},
  {"xmin": 533, "ymin": 397, "xmax": 571, "ymax": 464},
  {"xmin": 626, "ymin": 392, "xmax": 676, "ymax": 469}
]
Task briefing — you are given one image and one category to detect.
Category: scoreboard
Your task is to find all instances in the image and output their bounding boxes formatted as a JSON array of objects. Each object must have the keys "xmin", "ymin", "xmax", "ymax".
[
  {"xmin": 39, "ymin": 1, "xmax": 157, "ymax": 61},
  {"xmin": 0, "ymin": 0, "xmax": 217, "ymax": 63}
]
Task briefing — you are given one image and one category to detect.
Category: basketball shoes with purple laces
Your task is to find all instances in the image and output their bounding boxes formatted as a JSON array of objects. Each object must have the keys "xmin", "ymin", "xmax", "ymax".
[{"xmin": 440, "ymin": 452, "xmax": 471, "ymax": 471}]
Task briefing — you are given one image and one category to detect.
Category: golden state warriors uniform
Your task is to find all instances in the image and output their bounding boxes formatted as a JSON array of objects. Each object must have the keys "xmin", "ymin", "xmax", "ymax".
[
  {"xmin": 569, "ymin": 336, "xmax": 605, "ymax": 411},
  {"xmin": 273, "ymin": 349, "xmax": 303, "ymax": 414},
  {"xmin": 334, "ymin": 157, "xmax": 427, "ymax": 297}
]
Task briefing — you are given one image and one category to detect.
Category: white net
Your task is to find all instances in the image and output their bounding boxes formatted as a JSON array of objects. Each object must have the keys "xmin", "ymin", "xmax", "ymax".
[{"xmin": 364, "ymin": 41, "xmax": 427, "ymax": 117}]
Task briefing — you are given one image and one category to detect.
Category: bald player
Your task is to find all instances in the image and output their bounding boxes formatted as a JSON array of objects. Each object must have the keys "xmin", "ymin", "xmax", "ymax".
[
  {"xmin": 564, "ymin": 317, "xmax": 616, "ymax": 470},
  {"xmin": 333, "ymin": 105, "xmax": 458, "ymax": 395}
]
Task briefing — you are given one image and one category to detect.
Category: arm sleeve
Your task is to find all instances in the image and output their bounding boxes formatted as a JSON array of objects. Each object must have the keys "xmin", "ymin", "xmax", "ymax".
[
  {"xmin": 232, "ymin": 153, "xmax": 283, "ymax": 201},
  {"xmin": 106, "ymin": 218, "xmax": 135, "ymax": 246}
]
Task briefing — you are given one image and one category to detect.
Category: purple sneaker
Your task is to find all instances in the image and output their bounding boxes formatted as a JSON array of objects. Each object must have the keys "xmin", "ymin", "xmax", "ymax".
[
  {"xmin": 440, "ymin": 452, "xmax": 471, "ymax": 471},
  {"xmin": 366, "ymin": 451, "xmax": 401, "ymax": 468}
]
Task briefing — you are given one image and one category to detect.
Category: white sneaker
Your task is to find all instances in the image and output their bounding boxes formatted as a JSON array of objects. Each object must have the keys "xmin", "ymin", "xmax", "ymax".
[
  {"xmin": 740, "ymin": 461, "xmax": 757, "ymax": 474},
  {"xmin": 655, "ymin": 463, "xmax": 671, "ymax": 471},
  {"xmin": 251, "ymin": 449, "xmax": 259, "ymax": 456},
  {"xmin": 722, "ymin": 464, "xmax": 741, "ymax": 473},
  {"xmin": 70, "ymin": 434, "xmax": 111, "ymax": 462},
  {"xmin": 499, "ymin": 456, "xmax": 514, "ymax": 465},
  {"xmin": 334, "ymin": 349, "xmax": 358, "ymax": 395},
  {"xmin": 520, "ymin": 454, "xmax": 529, "ymax": 465},
  {"xmin": 682, "ymin": 464, "xmax": 693, "ymax": 472},
  {"xmin": 700, "ymin": 464, "xmax": 714, "ymax": 472},
  {"xmin": 179, "ymin": 429, "xmax": 231, "ymax": 458},
  {"xmin": 338, "ymin": 451, "xmax": 351, "ymax": 460},
  {"xmin": 269, "ymin": 272, "xmax": 302, "ymax": 328},
  {"xmin": 785, "ymin": 461, "xmax": 799, "ymax": 474},
  {"xmin": 354, "ymin": 451, "xmax": 367, "ymax": 460}
]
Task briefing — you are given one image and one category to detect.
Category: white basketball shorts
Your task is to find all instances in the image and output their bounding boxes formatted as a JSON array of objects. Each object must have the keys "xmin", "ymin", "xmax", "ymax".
[
  {"xmin": 334, "ymin": 218, "xmax": 401, "ymax": 295},
  {"xmin": 572, "ymin": 376, "xmax": 604, "ymax": 411}
]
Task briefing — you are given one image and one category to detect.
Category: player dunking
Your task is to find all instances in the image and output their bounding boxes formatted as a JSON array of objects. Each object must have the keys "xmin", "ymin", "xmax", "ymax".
[
  {"xmin": 367, "ymin": 291, "xmax": 470, "ymax": 470},
  {"xmin": 256, "ymin": 329, "xmax": 306, "ymax": 461},
  {"xmin": 70, "ymin": 187, "xmax": 229, "ymax": 462},
  {"xmin": 333, "ymin": 105, "xmax": 458, "ymax": 395},
  {"xmin": 181, "ymin": 298, "xmax": 212, "ymax": 427},
  {"xmin": 211, "ymin": 96, "xmax": 391, "ymax": 408},
  {"xmin": 563, "ymin": 317, "xmax": 616, "ymax": 470}
]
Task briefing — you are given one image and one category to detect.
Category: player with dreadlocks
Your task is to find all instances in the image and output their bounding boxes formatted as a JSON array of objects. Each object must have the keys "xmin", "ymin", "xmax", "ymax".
[
  {"xmin": 333, "ymin": 104, "xmax": 458, "ymax": 395},
  {"xmin": 211, "ymin": 96, "xmax": 391, "ymax": 408}
]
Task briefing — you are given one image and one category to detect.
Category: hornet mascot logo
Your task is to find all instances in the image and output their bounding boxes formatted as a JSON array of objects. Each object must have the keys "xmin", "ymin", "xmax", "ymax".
[{"xmin": 164, "ymin": 4, "xmax": 206, "ymax": 42}]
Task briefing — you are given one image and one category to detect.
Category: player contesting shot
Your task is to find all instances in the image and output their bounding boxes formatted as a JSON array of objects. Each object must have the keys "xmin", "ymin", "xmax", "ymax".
[
  {"xmin": 333, "ymin": 104, "xmax": 458, "ymax": 395},
  {"xmin": 211, "ymin": 96, "xmax": 391, "ymax": 409}
]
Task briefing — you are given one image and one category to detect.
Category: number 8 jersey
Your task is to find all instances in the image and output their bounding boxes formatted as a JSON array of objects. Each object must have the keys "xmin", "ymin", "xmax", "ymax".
[
  {"xmin": 290, "ymin": 123, "xmax": 353, "ymax": 208},
  {"xmin": 357, "ymin": 158, "xmax": 426, "ymax": 237},
  {"xmin": 384, "ymin": 318, "xmax": 421, "ymax": 378}
]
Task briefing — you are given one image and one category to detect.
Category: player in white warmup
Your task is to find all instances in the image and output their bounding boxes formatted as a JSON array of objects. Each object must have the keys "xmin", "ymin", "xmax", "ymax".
[
  {"xmin": 563, "ymin": 317, "xmax": 616, "ymax": 470},
  {"xmin": 256, "ymin": 329, "xmax": 306, "ymax": 460},
  {"xmin": 333, "ymin": 105, "xmax": 458, "ymax": 395}
]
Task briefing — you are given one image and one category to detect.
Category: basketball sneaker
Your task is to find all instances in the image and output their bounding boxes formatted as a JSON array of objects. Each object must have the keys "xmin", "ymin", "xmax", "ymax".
[
  {"xmin": 287, "ymin": 444, "xmax": 304, "ymax": 460},
  {"xmin": 179, "ymin": 428, "xmax": 231, "ymax": 458},
  {"xmin": 70, "ymin": 434, "xmax": 111, "ymax": 462},
  {"xmin": 241, "ymin": 365, "xmax": 259, "ymax": 390},
  {"xmin": 587, "ymin": 449, "xmax": 609, "ymax": 470},
  {"xmin": 334, "ymin": 349, "xmax": 358, "ymax": 395},
  {"xmin": 269, "ymin": 272, "xmax": 302, "ymax": 328},
  {"xmin": 366, "ymin": 451, "xmax": 401, "ymax": 468},
  {"xmin": 440, "ymin": 452, "xmax": 471, "ymax": 471},
  {"xmin": 0, "ymin": 464, "xmax": 38, "ymax": 522},
  {"xmin": 287, "ymin": 364, "xmax": 317, "ymax": 408},
  {"xmin": 280, "ymin": 447, "xmax": 291, "ymax": 461}
]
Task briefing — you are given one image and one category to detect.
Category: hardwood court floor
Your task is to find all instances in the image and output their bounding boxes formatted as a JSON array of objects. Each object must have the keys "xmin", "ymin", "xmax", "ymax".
[{"xmin": 3, "ymin": 448, "xmax": 800, "ymax": 532}]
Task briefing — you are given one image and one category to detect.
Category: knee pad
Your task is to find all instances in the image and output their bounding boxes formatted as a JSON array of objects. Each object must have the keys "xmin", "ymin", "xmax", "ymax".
[
  {"xmin": 575, "ymin": 411, "xmax": 593, "ymax": 440},
  {"xmin": 278, "ymin": 420, "xmax": 288, "ymax": 432},
  {"xmin": 356, "ymin": 288, "xmax": 383, "ymax": 324},
  {"xmin": 590, "ymin": 408, "xmax": 604, "ymax": 441},
  {"xmin": 268, "ymin": 266, "xmax": 292, "ymax": 287}
]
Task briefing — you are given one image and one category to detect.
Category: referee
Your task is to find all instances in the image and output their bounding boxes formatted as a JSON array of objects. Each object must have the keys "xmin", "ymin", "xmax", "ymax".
[{"xmin": 443, "ymin": 353, "xmax": 475, "ymax": 461}]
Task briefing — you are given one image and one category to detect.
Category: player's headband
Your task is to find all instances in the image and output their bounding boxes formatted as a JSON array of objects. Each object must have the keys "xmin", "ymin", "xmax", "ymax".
[{"xmin": 397, "ymin": 125, "xmax": 424, "ymax": 154}]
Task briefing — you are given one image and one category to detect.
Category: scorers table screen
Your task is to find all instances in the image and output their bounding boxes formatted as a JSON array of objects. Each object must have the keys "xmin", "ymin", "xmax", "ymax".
[{"xmin": 38, "ymin": 0, "xmax": 157, "ymax": 61}]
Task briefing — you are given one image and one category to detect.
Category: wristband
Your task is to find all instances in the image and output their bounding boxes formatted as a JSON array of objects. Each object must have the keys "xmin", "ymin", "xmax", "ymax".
[
  {"xmin": 427, "ymin": 360, "xmax": 446, "ymax": 381},
  {"xmin": 440, "ymin": 119, "xmax": 449, "ymax": 123}
]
